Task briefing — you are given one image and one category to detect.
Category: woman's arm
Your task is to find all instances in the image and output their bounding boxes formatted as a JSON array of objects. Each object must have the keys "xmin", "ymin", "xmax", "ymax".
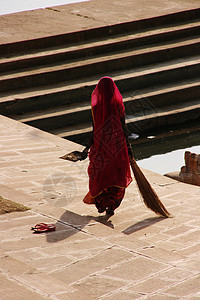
[
  {"xmin": 82, "ymin": 133, "xmax": 94, "ymax": 157},
  {"xmin": 80, "ymin": 121, "xmax": 94, "ymax": 160},
  {"xmin": 121, "ymin": 116, "xmax": 133, "ymax": 159}
]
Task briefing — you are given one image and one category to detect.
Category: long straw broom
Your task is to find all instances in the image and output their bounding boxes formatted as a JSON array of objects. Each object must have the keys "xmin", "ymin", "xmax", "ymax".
[
  {"xmin": 60, "ymin": 149, "xmax": 171, "ymax": 217},
  {"xmin": 130, "ymin": 157, "xmax": 171, "ymax": 218}
]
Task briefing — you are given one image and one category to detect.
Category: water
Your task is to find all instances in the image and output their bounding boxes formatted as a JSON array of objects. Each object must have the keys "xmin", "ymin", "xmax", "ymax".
[
  {"xmin": 0, "ymin": 0, "xmax": 89, "ymax": 16},
  {"xmin": 134, "ymin": 127, "xmax": 200, "ymax": 175},
  {"xmin": 138, "ymin": 145, "xmax": 200, "ymax": 175}
]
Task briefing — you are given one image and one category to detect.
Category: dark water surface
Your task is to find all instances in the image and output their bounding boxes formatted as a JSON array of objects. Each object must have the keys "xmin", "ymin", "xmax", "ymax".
[{"xmin": 133, "ymin": 126, "xmax": 200, "ymax": 175}]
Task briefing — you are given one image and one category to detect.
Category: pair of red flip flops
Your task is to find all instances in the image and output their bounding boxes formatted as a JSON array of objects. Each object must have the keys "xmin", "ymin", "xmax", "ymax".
[{"xmin": 31, "ymin": 223, "xmax": 56, "ymax": 233}]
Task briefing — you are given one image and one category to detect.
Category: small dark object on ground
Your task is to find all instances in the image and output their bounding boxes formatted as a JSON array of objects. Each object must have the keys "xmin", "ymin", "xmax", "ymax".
[
  {"xmin": 31, "ymin": 223, "xmax": 56, "ymax": 233},
  {"xmin": 59, "ymin": 151, "xmax": 83, "ymax": 162}
]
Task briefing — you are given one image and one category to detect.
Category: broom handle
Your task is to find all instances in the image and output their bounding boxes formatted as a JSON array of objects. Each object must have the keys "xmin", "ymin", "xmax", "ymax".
[{"xmin": 130, "ymin": 157, "xmax": 136, "ymax": 165}]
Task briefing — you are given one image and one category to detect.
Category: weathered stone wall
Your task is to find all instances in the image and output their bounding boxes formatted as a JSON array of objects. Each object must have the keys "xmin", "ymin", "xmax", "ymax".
[{"xmin": 179, "ymin": 151, "xmax": 200, "ymax": 186}]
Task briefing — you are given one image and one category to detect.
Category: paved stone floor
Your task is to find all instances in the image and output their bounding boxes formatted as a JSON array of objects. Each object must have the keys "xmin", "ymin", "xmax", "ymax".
[
  {"xmin": 0, "ymin": 115, "xmax": 200, "ymax": 300},
  {"xmin": 0, "ymin": 0, "xmax": 200, "ymax": 299}
]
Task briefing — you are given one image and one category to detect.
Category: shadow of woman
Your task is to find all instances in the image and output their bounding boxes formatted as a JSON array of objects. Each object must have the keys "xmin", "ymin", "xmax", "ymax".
[
  {"xmin": 45, "ymin": 209, "xmax": 114, "ymax": 243},
  {"xmin": 122, "ymin": 216, "xmax": 165, "ymax": 235}
]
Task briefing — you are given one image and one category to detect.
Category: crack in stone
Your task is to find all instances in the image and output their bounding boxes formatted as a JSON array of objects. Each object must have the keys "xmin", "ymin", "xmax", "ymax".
[
  {"xmin": 70, "ymin": 12, "xmax": 95, "ymax": 20},
  {"xmin": 45, "ymin": 8, "xmax": 60, "ymax": 13}
]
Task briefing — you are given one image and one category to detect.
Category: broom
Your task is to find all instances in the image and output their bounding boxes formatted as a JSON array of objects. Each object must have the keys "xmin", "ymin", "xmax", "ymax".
[{"xmin": 130, "ymin": 157, "xmax": 171, "ymax": 218}]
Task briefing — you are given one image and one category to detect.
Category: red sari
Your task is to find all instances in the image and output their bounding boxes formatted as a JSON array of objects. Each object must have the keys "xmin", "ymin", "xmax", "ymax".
[{"xmin": 83, "ymin": 77, "xmax": 132, "ymax": 212}]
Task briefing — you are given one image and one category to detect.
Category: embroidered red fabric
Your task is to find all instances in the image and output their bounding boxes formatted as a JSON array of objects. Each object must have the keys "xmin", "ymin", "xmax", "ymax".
[{"xmin": 88, "ymin": 77, "xmax": 132, "ymax": 197}]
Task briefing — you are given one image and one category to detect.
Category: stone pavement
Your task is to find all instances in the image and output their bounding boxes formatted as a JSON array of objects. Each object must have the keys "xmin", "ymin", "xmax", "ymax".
[
  {"xmin": 1, "ymin": 0, "xmax": 200, "ymax": 299},
  {"xmin": 1, "ymin": 115, "xmax": 200, "ymax": 300}
]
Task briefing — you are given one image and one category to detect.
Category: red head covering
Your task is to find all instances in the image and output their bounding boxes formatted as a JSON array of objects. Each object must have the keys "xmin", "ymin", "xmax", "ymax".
[{"xmin": 88, "ymin": 77, "xmax": 132, "ymax": 197}]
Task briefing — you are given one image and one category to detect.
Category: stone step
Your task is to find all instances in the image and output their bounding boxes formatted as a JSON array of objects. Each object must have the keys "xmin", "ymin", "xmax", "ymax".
[
  {"xmin": 1, "ymin": 56, "xmax": 200, "ymax": 115},
  {"xmin": 132, "ymin": 122, "xmax": 200, "ymax": 160},
  {"xmin": 133, "ymin": 121, "xmax": 200, "ymax": 144},
  {"xmin": 126, "ymin": 98, "xmax": 200, "ymax": 133},
  {"xmin": 0, "ymin": 37, "xmax": 199, "ymax": 93},
  {"xmin": 1, "ymin": 8, "xmax": 199, "ymax": 145},
  {"xmin": 12, "ymin": 79, "xmax": 200, "ymax": 131},
  {"xmin": 51, "ymin": 98, "xmax": 200, "ymax": 145},
  {"xmin": 1, "ymin": 21, "xmax": 200, "ymax": 72},
  {"xmin": 1, "ymin": 8, "xmax": 199, "ymax": 56}
]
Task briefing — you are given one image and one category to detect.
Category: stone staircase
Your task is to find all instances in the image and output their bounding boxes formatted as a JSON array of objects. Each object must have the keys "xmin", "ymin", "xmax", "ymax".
[{"xmin": 0, "ymin": 8, "xmax": 200, "ymax": 146}]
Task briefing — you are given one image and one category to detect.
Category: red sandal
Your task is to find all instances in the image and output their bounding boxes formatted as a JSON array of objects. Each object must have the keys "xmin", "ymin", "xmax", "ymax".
[
  {"xmin": 31, "ymin": 223, "xmax": 56, "ymax": 233},
  {"xmin": 31, "ymin": 223, "xmax": 47, "ymax": 230}
]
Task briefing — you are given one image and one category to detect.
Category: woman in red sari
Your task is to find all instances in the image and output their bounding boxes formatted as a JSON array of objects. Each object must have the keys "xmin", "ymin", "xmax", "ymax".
[{"xmin": 81, "ymin": 77, "xmax": 133, "ymax": 215}]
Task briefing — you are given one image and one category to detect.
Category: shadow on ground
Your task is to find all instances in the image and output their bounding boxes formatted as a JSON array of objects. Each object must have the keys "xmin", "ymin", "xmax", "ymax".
[
  {"xmin": 122, "ymin": 216, "xmax": 165, "ymax": 235},
  {"xmin": 45, "ymin": 209, "xmax": 165, "ymax": 242},
  {"xmin": 45, "ymin": 209, "xmax": 114, "ymax": 243}
]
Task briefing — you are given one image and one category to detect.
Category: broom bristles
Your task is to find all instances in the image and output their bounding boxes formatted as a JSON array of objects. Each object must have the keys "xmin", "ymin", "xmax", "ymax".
[{"xmin": 130, "ymin": 158, "xmax": 171, "ymax": 218}]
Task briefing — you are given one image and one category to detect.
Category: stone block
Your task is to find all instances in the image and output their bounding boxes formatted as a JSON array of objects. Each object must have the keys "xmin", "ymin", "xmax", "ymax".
[
  {"xmin": 163, "ymin": 225, "xmax": 193, "ymax": 236},
  {"xmin": 84, "ymin": 221, "xmax": 120, "ymax": 238},
  {"xmin": 128, "ymin": 277, "xmax": 172, "ymax": 294},
  {"xmin": 102, "ymin": 256, "xmax": 168, "ymax": 282},
  {"xmin": 25, "ymin": 255, "xmax": 74, "ymax": 273},
  {"xmin": 138, "ymin": 246, "xmax": 185, "ymax": 263},
  {"xmin": 0, "ymin": 273, "xmax": 47, "ymax": 300},
  {"xmin": 51, "ymin": 246, "xmax": 135, "ymax": 285},
  {"xmin": 171, "ymin": 230, "xmax": 200, "ymax": 245},
  {"xmin": 145, "ymin": 294, "xmax": 177, "ymax": 299},
  {"xmin": 0, "ymin": 255, "xmax": 73, "ymax": 295},
  {"xmin": 36, "ymin": 236, "xmax": 108, "ymax": 260},
  {"xmin": 97, "ymin": 290, "xmax": 140, "ymax": 300},
  {"xmin": 105, "ymin": 234, "xmax": 148, "ymax": 251},
  {"xmin": 174, "ymin": 243, "xmax": 200, "ymax": 257},
  {"xmin": 8, "ymin": 249, "xmax": 48, "ymax": 262},
  {"xmin": 157, "ymin": 266, "xmax": 194, "ymax": 282},
  {"xmin": 176, "ymin": 258, "xmax": 200, "ymax": 273},
  {"xmin": 163, "ymin": 275, "xmax": 200, "ymax": 297},
  {"xmin": 71, "ymin": 274, "xmax": 128, "ymax": 299},
  {"xmin": 1, "ymin": 227, "xmax": 76, "ymax": 252}
]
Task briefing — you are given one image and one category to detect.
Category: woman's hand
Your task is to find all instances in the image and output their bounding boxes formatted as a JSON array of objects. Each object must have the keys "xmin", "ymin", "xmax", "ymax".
[{"xmin": 80, "ymin": 148, "xmax": 89, "ymax": 160}]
